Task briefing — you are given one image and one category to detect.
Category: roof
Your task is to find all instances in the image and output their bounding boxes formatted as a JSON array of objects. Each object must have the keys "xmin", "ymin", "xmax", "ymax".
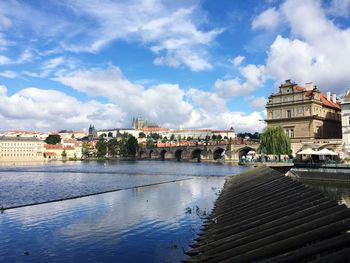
[
  {"xmin": 295, "ymin": 85, "xmax": 305, "ymax": 91},
  {"xmin": 212, "ymin": 130, "xmax": 236, "ymax": 133},
  {"xmin": 172, "ymin": 129, "xmax": 212, "ymax": 133},
  {"xmin": 98, "ymin": 128, "xmax": 135, "ymax": 132},
  {"xmin": 320, "ymin": 94, "xmax": 340, "ymax": 110},
  {"xmin": 0, "ymin": 136, "xmax": 43, "ymax": 142},
  {"xmin": 44, "ymin": 144, "xmax": 63, "ymax": 150},
  {"xmin": 293, "ymin": 85, "xmax": 340, "ymax": 110}
]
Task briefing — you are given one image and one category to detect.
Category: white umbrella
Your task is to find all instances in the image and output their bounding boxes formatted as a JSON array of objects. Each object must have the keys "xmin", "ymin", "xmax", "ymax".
[
  {"xmin": 297, "ymin": 148, "xmax": 318, "ymax": 155},
  {"xmin": 316, "ymin": 148, "xmax": 338, "ymax": 156}
]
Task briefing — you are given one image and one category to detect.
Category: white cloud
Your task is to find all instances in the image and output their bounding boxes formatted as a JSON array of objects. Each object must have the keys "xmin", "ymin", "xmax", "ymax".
[
  {"xmin": 0, "ymin": 14, "xmax": 11, "ymax": 29},
  {"xmin": 43, "ymin": 57, "xmax": 64, "ymax": 70},
  {"xmin": 264, "ymin": 0, "xmax": 350, "ymax": 93},
  {"xmin": 0, "ymin": 55, "xmax": 11, "ymax": 65},
  {"xmin": 328, "ymin": 0, "xmax": 350, "ymax": 17},
  {"xmin": 215, "ymin": 64, "xmax": 265, "ymax": 98},
  {"xmin": 187, "ymin": 88, "xmax": 227, "ymax": 113},
  {"xmin": 0, "ymin": 70, "xmax": 17, "ymax": 78},
  {"xmin": 55, "ymin": 65, "xmax": 193, "ymax": 126},
  {"xmin": 0, "ymin": 0, "xmax": 222, "ymax": 71},
  {"xmin": 230, "ymin": 55, "xmax": 245, "ymax": 67},
  {"xmin": 0, "ymin": 86, "xmax": 124, "ymax": 131},
  {"xmin": 17, "ymin": 49, "xmax": 34, "ymax": 64},
  {"xmin": 249, "ymin": 96, "xmax": 267, "ymax": 109},
  {"xmin": 54, "ymin": 65, "xmax": 265, "ymax": 132},
  {"xmin": 252, "ymin": 7, "xmax": 281, "ymax": 30}
]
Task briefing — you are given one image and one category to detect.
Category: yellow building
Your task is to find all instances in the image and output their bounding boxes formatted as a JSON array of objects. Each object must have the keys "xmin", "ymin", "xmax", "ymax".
[
  {"xmin": 266, "ymin": 80, "xmax": 341, "ymax": 140},
  {"xmin": 0, "ymin": 136, "xmax": 44, "ymax": 162}
]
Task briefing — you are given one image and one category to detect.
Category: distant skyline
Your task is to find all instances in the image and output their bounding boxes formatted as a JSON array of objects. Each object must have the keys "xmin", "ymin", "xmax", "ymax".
[{"xmin": 0, "ymin": 0, "xmax": 350, "ymax": 132}]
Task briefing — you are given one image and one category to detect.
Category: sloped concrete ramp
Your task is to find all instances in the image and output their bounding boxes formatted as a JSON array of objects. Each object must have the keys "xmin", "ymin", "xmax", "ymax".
[{"xmin": 185, "ymin": 166, "xmax": 350, "ymax": 262}]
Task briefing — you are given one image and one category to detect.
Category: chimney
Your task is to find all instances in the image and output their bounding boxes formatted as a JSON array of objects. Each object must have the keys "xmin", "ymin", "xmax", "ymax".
[
  {"xmin": 327, "ymin": 92, "xmax": 331, "ymax": 101},
  {"xmin": 305, "ymin": 82, "xmax": 314, "ymax": 91},
  {"xmin": 332, "ymin": 94, "xmax": 337, "ymax": 103}
]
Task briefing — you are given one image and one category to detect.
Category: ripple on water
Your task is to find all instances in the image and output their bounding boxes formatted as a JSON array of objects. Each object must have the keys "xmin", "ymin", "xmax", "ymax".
[{"xmin": 0, "ymin": 161, "xmax": 248, "ymax": 262}]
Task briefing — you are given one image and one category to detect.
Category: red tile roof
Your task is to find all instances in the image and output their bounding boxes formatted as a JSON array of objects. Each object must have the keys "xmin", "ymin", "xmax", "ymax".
[
  {"xmin": 294, "ymin": 85, "xmax": 340, "ymax": 110},
  {"xmin": 295, "ymin": 85, "xmax": 305, "ymax": 91},
  {"xmin": 320, "ymin": 94, "xmax": 340, "ymax": 110},
  {"xmin": 45, "ymin": 144, "xmax": 63, "ymax": 150}
]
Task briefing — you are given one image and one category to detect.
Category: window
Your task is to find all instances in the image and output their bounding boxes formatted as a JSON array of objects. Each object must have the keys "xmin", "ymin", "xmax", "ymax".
[
  {"xmin": 287, "ymin": 110, "xmax": 292, "ymax": 118},
  {"xmin": 348, "ymin": 116, "xmax": 350, "ymax": 126},
  {"xmin": 285, "ymin": 129, "xmax": 294, "ymax": 138}
]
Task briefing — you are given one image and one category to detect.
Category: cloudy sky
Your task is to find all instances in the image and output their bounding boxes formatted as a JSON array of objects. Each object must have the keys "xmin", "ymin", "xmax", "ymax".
[{"xmin": 0, "ymin": 0, "xmax": 350, "ymax": 132}]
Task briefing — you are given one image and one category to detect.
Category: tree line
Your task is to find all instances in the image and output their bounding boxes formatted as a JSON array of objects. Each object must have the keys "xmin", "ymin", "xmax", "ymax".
[{"xmin": 84, "ymin": 133, "xmax": 139, "ymax": 158}]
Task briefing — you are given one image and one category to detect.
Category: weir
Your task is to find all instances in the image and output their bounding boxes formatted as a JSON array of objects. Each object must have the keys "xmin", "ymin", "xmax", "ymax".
[{"xmin": 185, "ymin": 166, "xmax": 350, "ymax": 262}]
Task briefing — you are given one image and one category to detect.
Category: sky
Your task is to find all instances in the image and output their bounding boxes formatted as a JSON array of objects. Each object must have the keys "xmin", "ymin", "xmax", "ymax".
[{"xmin": 0, "ymin": 0, "xmax": 350, "ymax": 133}]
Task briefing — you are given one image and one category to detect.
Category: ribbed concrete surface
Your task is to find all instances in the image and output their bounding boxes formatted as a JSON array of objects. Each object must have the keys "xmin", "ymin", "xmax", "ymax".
[{"xmin": 185, "ymin": 166, "xmax": 350, "ymax": 262}]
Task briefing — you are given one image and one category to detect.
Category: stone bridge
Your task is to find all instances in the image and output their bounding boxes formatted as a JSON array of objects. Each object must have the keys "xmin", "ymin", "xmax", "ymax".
[{"xmin": 138, "ymin": 143, "xmax": 260, "ymax": 162}]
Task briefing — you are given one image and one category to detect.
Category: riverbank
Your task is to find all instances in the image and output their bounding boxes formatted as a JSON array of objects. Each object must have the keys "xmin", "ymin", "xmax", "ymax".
[{"xmin": 288, "ymin": 167, "xmax": 350, "ymax": 183}]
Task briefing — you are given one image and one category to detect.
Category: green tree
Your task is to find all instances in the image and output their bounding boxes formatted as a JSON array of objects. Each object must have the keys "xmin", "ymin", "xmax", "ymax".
[
  {"xmin": 150, "ymin": 133, "xmax": 161, "ymax": 140},
  {"xmin": 118, "ymin": 137, "xmax": 128, "ymax": 156},
  {"xmin": 211, "ymin": 134, "xmax": 217, "ymax": 140},
  {"xmin": 217, "ymin": 135, "xmax": 223, "ymax": 141},
  {"xmin": 138, "ymin": 132, "xmax": 146, "ymax": 138},
  {"xmin": 61, "ymin": 150, "xmax": 67, "ymax": 158},
  {"xmin": 96, "ymin": 136, "xmax": 107, "ymax": 157},
  {"xmin": 108, "ymin": 132, "xmax": 113, "ymax": 137},
  {"xmin": 45, "ymin": 134, "xmax": 61, "ymax": 145},
  {"xmin": 107, "ymin": 138, "xmax": 119, "ymax": 157},
  {"xmin": 146, "ymin": 138, "xmax": 155, "ymax": 149},
  {"xmin": 126, "ymin": 135, "xmax": 139, "ymax": 156},
  {"xmin": 170, "ymin": 134, "xmax": 175, "ymax": 141},
  {"xmin": 258, "ymin": 126, "xmax": 292, "ymax": 159},
  {"xmin": 82, "ymin": 142, "xmax": 90, "ymax": 158},
  {"xmin": 187, "ymin": 136, "xmax": 193, "ymax": 141}
]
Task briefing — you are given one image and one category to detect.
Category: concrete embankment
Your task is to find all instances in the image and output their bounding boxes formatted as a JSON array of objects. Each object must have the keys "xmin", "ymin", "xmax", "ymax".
[
  {"xmin": 289, "ymin": 167, "xmax": 350, "ymax": 183},
  {"xmin": 185, "ymin": 166, "xmax": 350, "ymax": 262}
]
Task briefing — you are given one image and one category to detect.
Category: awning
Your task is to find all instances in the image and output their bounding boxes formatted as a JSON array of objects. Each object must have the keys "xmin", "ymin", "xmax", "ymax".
[
  {"xmin": 297, "ymin": 148, "xmax": 318, "ymax": 155},
  {"xmin": 316, "ymin": 148, "xmax": 338, "ymax": 156}
]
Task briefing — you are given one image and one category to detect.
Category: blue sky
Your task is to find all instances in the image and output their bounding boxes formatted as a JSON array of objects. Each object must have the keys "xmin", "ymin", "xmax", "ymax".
[{"xmin": 0, "ymin": 0, "xmax": 350, "ymax": 132}]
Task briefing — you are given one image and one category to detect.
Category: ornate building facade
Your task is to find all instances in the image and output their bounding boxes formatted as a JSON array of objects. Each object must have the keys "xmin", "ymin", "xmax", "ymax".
[{"xmin": 266, "ymin": 80, "xmax": 342, "ymax": 155}]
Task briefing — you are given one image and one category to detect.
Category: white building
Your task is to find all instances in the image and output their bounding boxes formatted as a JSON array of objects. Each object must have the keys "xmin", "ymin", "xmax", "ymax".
[
  {"xmin": 97, "ymin": 128, "xmax": 139, "ymax": 139},
  {"xmin": 341, "ymin": 89, "xmax": 350, "ymax": 157},
  {"xmin": 0, "ymin": 136, "xmax": 45, "ymax": 162}
]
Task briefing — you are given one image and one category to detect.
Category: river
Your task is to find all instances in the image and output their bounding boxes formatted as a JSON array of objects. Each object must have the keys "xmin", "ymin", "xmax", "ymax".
[{"xmin": 0, "ymin": 160, "xmax": 248, "ymax": 263}]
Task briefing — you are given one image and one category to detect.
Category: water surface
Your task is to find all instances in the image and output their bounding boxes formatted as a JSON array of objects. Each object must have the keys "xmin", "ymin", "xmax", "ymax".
[{"xmin": 0, "ymin": 160, "xmax": 247, "ymax": 262}]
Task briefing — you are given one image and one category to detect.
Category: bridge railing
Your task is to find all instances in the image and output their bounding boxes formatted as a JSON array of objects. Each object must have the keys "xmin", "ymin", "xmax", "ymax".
[{"xmin": 155, "ymin": 139, "xmax": 258, "ymax": 148}]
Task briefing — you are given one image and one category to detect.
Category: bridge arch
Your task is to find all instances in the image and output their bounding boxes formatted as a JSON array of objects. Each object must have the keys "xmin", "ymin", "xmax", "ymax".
[
  {"xmin": 139, "ymin": 150, "xmax": 147, "ymax": 159},
  {"xmin": 149, "ymin": 150, "xmax": 154, "ymax": 159},
  {"xmin": 238, "ymin": 146, "xmax": 256, "ymax": 160},
  {"xmin": 213, "ymin": 147, "xmax": 225, "ymax": 160},
  {"xmin": 160, "ymin": 149, "xmax": 167, "ymax": 160},
  {"xmin": 191, "ymin": 148, "xmax": 202, "ymax": 162},
  {"xmin": 175, "ymin": 149, "xmax": 183, "ymax": 161}
]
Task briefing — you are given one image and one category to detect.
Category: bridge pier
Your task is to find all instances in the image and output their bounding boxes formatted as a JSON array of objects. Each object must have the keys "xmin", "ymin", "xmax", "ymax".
[{"xmin": 140, "ymin": 143, "xmax": 259, "ymax": 162}]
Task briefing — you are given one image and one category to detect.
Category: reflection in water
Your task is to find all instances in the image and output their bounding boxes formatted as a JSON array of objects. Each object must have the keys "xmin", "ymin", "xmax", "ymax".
[
  {"xmin": 299, "ymin": 179, "xmax": 350, "ymax": 207},
  {"xmin": 0, "ymin": 161, "xmax": 247, "ymax": 262}
]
